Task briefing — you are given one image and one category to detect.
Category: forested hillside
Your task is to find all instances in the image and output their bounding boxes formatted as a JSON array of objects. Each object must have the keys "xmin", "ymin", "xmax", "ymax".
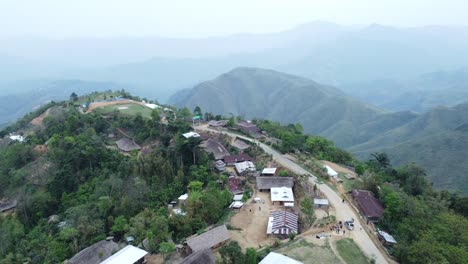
[
  {"xmin": 172, "ymin": 67, "xmax": 468, "ymax": 193},
  {"xmin": 0, "ymin": 93, "xmax": 231, "ymax": 263}
]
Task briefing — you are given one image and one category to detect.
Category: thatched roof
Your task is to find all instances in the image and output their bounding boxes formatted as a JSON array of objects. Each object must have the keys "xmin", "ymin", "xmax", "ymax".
[
  {"xmin": 232, "ymin": 138, "xmax": 250, "ymax": 150},
  {"xmin": 201, "ymin": 138, "xmax": 230, "ymax": 160},
  {"xmin": 256, "ymin": 177, "xmax": 294, "ymax": 190},
  {"xmin": 67, "ymin": 240, "xmax": 119, "ymax": 264},
  {"xmin": 0, "ymin": 200, "xmax": 17, "ymax": 212},
  {"xmin": 186, "ymin": 225, "xmax": 230, "ymax": 252},
  {"xmin": 116, "ymin": 138, "xmax": 141, "ymax": 152},
  {"xmin": 180, "ymin": 248, "xmax": 215, "ymax": 264}
]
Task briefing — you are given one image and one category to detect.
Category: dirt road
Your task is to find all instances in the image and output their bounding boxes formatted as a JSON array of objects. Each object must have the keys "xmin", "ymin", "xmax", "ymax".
[{"xmin": 196, "ymin": 125, "xmax": 389, "ymax": 264}]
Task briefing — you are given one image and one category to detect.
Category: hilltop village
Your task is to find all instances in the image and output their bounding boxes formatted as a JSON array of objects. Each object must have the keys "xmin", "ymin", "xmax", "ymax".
[{"xmin": 1, "ymin": 91, "xmax": 466, "ymax": 264}]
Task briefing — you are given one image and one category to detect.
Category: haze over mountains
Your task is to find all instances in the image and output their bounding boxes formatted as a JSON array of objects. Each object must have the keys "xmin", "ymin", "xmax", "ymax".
[
  {"xmin": 2, "ymin": 21, "xmax": 468, "ymax": 193},
  {"xmin": 2, "ymin": 21, "xmax": 468, "ymax": 104},
  {"xmin": 171, "ymin": 67, "xmax": 468, "ymax": 194}
]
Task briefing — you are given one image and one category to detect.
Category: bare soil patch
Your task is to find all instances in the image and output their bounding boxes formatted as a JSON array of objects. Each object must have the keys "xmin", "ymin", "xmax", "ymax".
[
  {"xmin": 86, "ymin": 100, "xmax": 144, "ymax": 113},
  {"xmin": 30, "ymin": 108, "xmax": 52, "ymax": 126},
  {"xmin": 229, "ymin": 190, "xmax": 275, "ymax": 249}
]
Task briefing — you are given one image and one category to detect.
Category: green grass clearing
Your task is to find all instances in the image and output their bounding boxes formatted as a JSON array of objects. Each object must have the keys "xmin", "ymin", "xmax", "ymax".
[
  {"xmin": 338, "ymin": 174, "xmax": 358, "ymax": 193},
  {"xmin": 95, "ymin": 103, "xmax": 153, "ymax": 119},
  {"xmin": 336, "ymin": 238, "xmax": 371, "ymax": 264},
  {"xmin": 276, "ymin": 239, "xmax": 341, "ymax": 264}
]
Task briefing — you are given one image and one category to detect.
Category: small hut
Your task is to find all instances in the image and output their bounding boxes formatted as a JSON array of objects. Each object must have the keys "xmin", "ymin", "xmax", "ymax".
[{"xmin": 116, "ymin": 138, "xmax": 141, "ymax": 152}]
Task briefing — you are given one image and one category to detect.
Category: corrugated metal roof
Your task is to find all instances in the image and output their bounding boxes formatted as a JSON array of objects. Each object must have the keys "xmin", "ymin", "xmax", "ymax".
[
  {"xmin": 100, "ymin": 245, "xmax": 147, "ymax": 264},
  {"xmin": 259, "ymin": 252, "xmax": 303, "ymax": 264},
  {"xmin": 267, "ymin": 211, "xmax": 298, "ymax": 235}
]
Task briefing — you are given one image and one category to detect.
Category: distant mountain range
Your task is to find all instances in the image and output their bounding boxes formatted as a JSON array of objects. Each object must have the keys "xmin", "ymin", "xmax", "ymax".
[
  {"xmin": 170, "ymin": 67, "xmax": 468, "ymax": 194},
  {"xmin": 2, "ymin": 22, "xmax": 468, "ymax": 103}
]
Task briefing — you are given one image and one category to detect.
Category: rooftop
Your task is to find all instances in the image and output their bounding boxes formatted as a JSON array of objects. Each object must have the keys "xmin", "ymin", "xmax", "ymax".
[
  {"xmin": 67, "ymin": 240, "xmax": 119, "ymax": 264},
  {"xmin": 259, "ymin": 252, "xmax": 303, "ymax": 264},
  {"xmin": 201, "ymin": 138, "xmax": 230, "ymax": 160},
  {"xmin": 271, "ymin": 187, "xmax": 294, "ymax": 203},
  {"xmin": 228, "ymin": 177, "xmax": 243, "ymax": 194},
  {"xmin": 100, "ymin": 245, "xmax": 148, "ymax": 264},
  {"xmin": 324, "ymin": 165, "xmax": 338, "ymax": 177},
  {"xmin": 186, "ymin": 225, "xmax": 231, "ymax": 252},
  {"xmin": 180, "ymin": 248, "xmax": 216, "ymax": 264},
  {"xmin": 232, "ymin": 138, "xmax": 250, "ymax": 150},
  {"xmin": 378, "ymin": 230, "xmax": 397, "ymax": 244},
  {"xmin": 267, "ymin": 211, "xmax": 298, "ymax": 235},
  {"xmin": 235, "ymin": 161, "xmax": 256, "ymax": 174},
  {"xmin": 256, "ymin": 177, "xmax": 294, "ymax": 190},
  {"xmin": 262, "ymin": 168, "xmax": 277, "ymax": 175},
  {"xmin": 352, "ymin": 190, "xmax": 384, "ymax": 219},
  {"xmin": 224, "ymin": 153, "xmax": 253, "ymax": 164},
  {"xmin": 116, "ymin": 138, "xmax": 141, "ymax": 152},
  {"xmin": 314, "ymin": 199, "xmax": 329, "ymax": 206},
  {"xmin": 178, "ymin": 193, "xmax": 189, "ymax": 200},
  {"xmin": 183, "ymin": 132, "xmax": 201, "ymax": 138}
]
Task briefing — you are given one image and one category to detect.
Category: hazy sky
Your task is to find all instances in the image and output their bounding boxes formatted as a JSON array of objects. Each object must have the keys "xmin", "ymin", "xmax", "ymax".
[{"xmin": 1, "ymin": 0, "xmax": 467, "ymax": 38}]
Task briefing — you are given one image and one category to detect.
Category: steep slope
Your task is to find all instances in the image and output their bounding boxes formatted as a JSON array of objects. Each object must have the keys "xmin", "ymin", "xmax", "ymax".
[
  {"xmin": 342, "ymin": 69, "xmax": 468, "ymax": 112},
  {"xmin": 351, "ymin": 103, "xmax": 468, "ymax": 193},
  {"xmin": 170, "ymin": 67, "xmax": 388, "ymax": 147}
]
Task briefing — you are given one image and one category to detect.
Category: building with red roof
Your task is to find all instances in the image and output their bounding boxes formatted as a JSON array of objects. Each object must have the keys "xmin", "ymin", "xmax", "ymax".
[{"xmin": 352, "ymin": 190, "xmax": 384, "ymax": 222}]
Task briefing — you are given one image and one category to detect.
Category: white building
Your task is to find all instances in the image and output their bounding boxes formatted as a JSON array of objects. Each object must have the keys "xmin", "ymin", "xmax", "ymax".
[
  {"xmin": 100, "ymin": 245, "xmax": 148, "ymax": 264},
  {"xmin": 324, "ymin": 165, "xmax": 338, "ymax": 178},
  {"xmin": 270, "ymin": 187, "xmax": 294, "ymax": 206},
  {"xmin": 9, "ymin": 134, "xmax": 25, "ymax": 142},
  {"xmin": 235, "ymin": 161, "xmax": 256, "ymax": 175},
  {"xmin": 183, "ymin": 132, "xmax": 200, "ymax": 139},
  {"xmin": 261, "ymin": 168, "xmax": 277, "ymax": 176},
  {"xmin": 314, "ymin": 198, "xmax": 329, "ymax": 209},
  {"xmin": 259, "ymin": 252, "xmax": 303, "ymax": 264},
  {"xmin": 178, "ymin": 193, "xmax": 188, "ymax": 205}
]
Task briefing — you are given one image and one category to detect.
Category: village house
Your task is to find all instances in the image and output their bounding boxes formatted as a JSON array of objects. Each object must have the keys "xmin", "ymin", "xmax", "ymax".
[
  {"xmin": 224, "ymin": 153, "xmax": 253, "ymax": 166},
  {"xmin": 236, "ymin": 121, "xmax": 262, "ymax": 138},
  {"xmin": 67, "ymin": 239, "xmax": 119, "ymax": 264},
  {"xmin": 0, "ymin": 200, "xmax": 17, "ymax": 213},
  {"xmin": 230, "ymin": 194, "xmax": 244, "ymax": 209},
  {"xmin": 352, "ymin": 190, "xmax": 384, "ymax": 222},
  {"xmin": 180, "ymin": 248, "xmax": 216, "ymax": 264},
  {"xmin": 259, "ymin": 252, "xmax": 303, "ymax": 264},
  {"xmin": 183, "ymin": 131, "xmax": 201, "ymax": 139},
  {"xmin": 201, "ymin": 138, "xmax": 230, "ymax": 160},
  {"xmin": 234, "ymin": 161, "xmax": 256, "ymax": 175},
  {"xmin": 256, "ymin": 176, "xmax": 294, "ymax": 192},
  {"xmin": 214, "ymin": 160, "xmax": 226, "ymax": 172},
  {"xmin": 178, "ymin": 193, "xmax": 189, "ymax": 206},
  {"xmin": 267, "ymin": 211, "xmax": 299, "ymax": 236},
  {"xmin": 377, "ymin": 229, "xmax": 397, "ymax": 247},
  {"xmin": 208, "ymin": 120, "xmax": 228, "ymax": 127},
  {"xmin": 261, "ymin": 167, "xmax": 277, "ymax": 176},
  {"xmin": 270, "ymin": 187, "xmax": 294, "ymax": 207},
  {"xmin": 100, "ymin": 245, "xmax": 148, "ymax": 264},
  {"xmin": 185, "ymin": 225, "xmax": 231, "ymax": 254},
  {"xmin": 314, "ymin": 198, "xmax": 329, "ymax": 209},
  {"xmin": 324, "ymin": 165, "xmax": 338, "ymax": 178},
  {"xmin": 116, "ymin": 138, "xmax": 141, "ymax": 152},
  {"xmin": 228, "ymin": 176, "xmax": 243, "ymax": 194},
  {"xmin": 231, "ymin": 138, "xmax": 250, "ymax": 151}
]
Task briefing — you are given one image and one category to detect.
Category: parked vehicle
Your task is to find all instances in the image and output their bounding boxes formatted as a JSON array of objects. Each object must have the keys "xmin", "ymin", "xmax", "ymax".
[{"xmin": 345, "ymin": 218, "xmax": 355, "ymax": 230}]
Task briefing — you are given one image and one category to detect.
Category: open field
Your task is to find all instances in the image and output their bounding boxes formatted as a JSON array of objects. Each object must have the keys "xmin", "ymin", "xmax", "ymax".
[
  {"xmin": 277, "ymin": 238, "xmax": 341, "ymax": 264},
  {"xmin": 336, "ymin": 238, "xmax": 372, "ymax": 264},
  {"xmin": 91, "ymin": 102, "xmax": 153, "ymax": 119},
  {"xmin": 229, "ymin": 190, "xmax": 275, "ymax": 249}
]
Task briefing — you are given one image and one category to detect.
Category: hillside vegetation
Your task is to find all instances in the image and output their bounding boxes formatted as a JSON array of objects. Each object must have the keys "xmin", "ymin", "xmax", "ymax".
[{"xmin": 171, "ymin": 67, "xmax": 468, "ymax": 193}]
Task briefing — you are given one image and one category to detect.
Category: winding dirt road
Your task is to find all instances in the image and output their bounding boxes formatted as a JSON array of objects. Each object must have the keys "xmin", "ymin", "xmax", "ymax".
[{"xmin": 196, "ymin": 125, "xmax": 389, "ymax": 264}]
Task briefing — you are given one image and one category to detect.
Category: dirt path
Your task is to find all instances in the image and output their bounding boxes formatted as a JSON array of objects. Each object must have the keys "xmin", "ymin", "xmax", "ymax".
[
  {"xmin": 30, "ymin": 108, "xmax": 52, "ymax": 126},
  {"xmin": 196, "ymin": 125, "xmax": 390, "ymax": 264}
]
